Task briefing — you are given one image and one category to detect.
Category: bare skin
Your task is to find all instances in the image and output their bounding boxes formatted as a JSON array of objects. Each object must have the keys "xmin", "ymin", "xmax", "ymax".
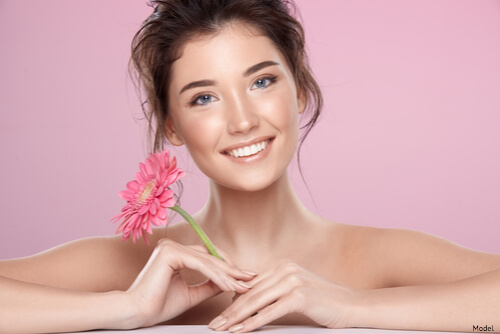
[
  {"xmin": 1, "ymin": 214, "xmax": 498, "ymax": 331},
  {"xmin": 1, "ymin": 22, "xmax": 499, "ymax": 333},
  {"xmin": 162, "ymin": 211, "xmax": 500, "ymax": 327}
]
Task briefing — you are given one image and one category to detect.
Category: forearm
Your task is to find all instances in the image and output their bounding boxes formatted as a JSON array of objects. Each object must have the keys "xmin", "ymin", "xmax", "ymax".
[
  {"xmin": 0, "ymin": 275, "xmax": 138, "ymax": 334},
  {"xmin": 350, "ymin": 268, "xmax": 500, "ymax": 332}
]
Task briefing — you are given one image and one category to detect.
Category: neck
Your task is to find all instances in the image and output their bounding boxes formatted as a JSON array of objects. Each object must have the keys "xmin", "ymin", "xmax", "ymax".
[{"xmin": 195, "ymin": 171, "xmax": 312, "ymax": 262}]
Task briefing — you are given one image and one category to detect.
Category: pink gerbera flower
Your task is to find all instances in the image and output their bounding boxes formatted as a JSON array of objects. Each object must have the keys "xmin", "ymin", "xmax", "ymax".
[{"xmin": 111, "ymin": 150, "xmax": 185, "ymax": 244}]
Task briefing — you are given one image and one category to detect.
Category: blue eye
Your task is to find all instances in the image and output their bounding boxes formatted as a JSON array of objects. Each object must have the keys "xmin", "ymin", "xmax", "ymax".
[
  {"xmin": 252, "ymin": 76, "xmax": 277, "ymax": 89},
  {"xmin": 190, "ymin": 94, "xmax": 216, "ymax": 106}
]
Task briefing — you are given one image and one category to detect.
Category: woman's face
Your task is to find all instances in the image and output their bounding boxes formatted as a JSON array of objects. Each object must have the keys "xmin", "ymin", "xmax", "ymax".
[{"xmin": 167, "ymin": 23, "xmax": 305, "ymax": 191}]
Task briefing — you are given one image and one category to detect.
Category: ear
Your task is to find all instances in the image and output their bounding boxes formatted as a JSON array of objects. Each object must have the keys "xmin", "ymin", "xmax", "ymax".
[
  {"xmin": 297, "ymin": 88, "xmax": 307, "ymax": 115},
  {"xmin": 164, "ymin": 117, "xmax": 184, "ymax": 146}
]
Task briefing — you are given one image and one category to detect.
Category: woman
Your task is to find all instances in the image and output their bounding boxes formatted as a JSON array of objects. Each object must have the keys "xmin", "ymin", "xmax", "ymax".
[{"xmin": 1, "ymin": 0, "xmax": 499, "ymax": 333}]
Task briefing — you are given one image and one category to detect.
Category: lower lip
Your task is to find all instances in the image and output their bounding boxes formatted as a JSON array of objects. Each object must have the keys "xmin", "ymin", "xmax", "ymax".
[{"xmin": 223, "ymin": 139, "xmax": 274, "ymax": 165}]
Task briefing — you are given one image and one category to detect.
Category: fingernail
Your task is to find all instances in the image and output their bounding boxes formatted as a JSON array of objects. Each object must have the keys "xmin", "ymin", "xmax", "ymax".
[
  {"xmin": 229, "ymin": 324, "xmax": 244, "ymax": 332},
  {"xmin": 236, "ymin": 280, "xmax": 252, "ymax": 289},
  {"xmin": 242, "ymin": 269, "xmax": 258, "ymax": 276},
  {"xmin": 208, "ymin": 316, "xmax": 227, "ymax": 329}
]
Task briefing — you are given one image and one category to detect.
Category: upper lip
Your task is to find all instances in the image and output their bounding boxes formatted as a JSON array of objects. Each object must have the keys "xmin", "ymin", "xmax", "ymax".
[{"xmin": 220, "ymin": 136, "xmax": 275, "ymax": 154}]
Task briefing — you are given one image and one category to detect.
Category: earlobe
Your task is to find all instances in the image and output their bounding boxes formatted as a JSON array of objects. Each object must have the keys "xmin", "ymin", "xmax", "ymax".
[{"xmin": 164, "ymin": 117, "xmax": 184, "ymax": 146}]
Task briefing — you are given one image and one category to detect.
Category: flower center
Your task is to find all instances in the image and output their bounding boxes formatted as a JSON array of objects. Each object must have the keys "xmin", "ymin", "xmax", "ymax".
[{"xmin": 138, "ymin": 180, "xmax": 155, "ymax": 204}]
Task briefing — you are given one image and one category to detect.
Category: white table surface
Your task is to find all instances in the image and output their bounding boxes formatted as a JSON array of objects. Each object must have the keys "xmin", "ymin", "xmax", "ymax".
[{"xmin": 65, "ymin": 325, "xmax": 465, "ymax": 333}]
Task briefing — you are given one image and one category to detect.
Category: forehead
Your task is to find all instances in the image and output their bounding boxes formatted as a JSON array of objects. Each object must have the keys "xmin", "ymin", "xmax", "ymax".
[{"xmin": 169, "ymin": 23, "xmax": 289, "ymax": 90}]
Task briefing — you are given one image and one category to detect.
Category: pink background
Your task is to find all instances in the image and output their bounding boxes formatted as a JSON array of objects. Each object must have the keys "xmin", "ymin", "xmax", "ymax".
[{"xmin": 1, "ymin": 0, "xmax": 499, "ymax": 259}]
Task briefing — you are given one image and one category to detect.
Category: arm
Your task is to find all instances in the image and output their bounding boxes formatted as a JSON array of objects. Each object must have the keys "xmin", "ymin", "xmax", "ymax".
[
  {"xmin": 376, "ymin": 229, "xmax": 500, "ymax": 287},
  {"xmin": 0, "ymin": 236, "xmax": 151, "ymax": 292},
  {"xmin": 208, "ymin": 229, "xmax": 500, "ymax": 332},
  {"xmin": 0, "ymin": 236, "xmax": 147, "ymax": 333},
  {"xmin": 0, "ymin": 236, "xmax": 140, "ymax": 333},
  {"xmin": 208, "ymin": 260, "xmax": 500, "ymax": 333},
  {"xmin": 350, "ymin": 229, "xmax": 500, "ymax": 331},
  {"xmin": 351, "ymin": 267, "xmax": 500, "ymax": 332},
  {"xmin": 0, "ymin": 237, "xmax": 253, "ymax": 333},
  {"xmin": 0, "ymin": 275, "xmax": 135, "ymax": 333}
]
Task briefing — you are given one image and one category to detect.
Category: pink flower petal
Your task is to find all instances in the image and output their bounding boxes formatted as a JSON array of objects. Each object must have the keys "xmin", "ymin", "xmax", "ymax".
[
  {"xmin": 135, "ymin": 171, "xmax": 146, "ymax": 184},
  {"xmin": 118, "ymin": 190, "xmax": 134, "ymax": 201},
  {"xmin": 149, "ymin": 203, "xmax": 157, "ymax": 215},
  {"xmin": 145, "ymin": 222, "xmax": 153, "ymax": 235},
  {"xmin": 164, "ymin": 198, "xmax": 176, "ymax": 208},
  {"xmin": 138, "ymin": 204, "xmax": 150, "ymax": 215},
  {"xmin": 112, "ymin": 149, "xmax": 185, "ymax": 244},
  {"xmin": 142, "ymin": 234, "xmax": 150, "ymax": 245},
  {"xmin": 145, "ymin": 157, "xmax": 155, "ymax": 175},
  {"xmin": 139, "ymin": 162, "xmax": 148, "ymax": 177},
  {"xmin": 126, "ymin": 181, "xmax": 140, "ymax": 192},
  {"xmin": 158, "ymin": 206, "xmax": 167, "ymax": 219},
  {"xmin": 158, "ymin": 189, "xmax": 174, "ymax": 203},
  {"xmin": 110, "ymin": 212, "xmax": 125, "ymax": 223},
  {"xmin": 150, "ymin": 214, "xmax": 159, "ymax": 226},
  {"xmin": 128, "ymin": 213, "xmax": 139, "ymax": 227}
]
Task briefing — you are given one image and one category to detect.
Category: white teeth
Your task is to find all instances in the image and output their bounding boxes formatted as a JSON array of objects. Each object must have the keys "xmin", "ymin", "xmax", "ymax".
[{"xmin": 228, "ymin": 140, "xmax": 270, "ymax": 158}]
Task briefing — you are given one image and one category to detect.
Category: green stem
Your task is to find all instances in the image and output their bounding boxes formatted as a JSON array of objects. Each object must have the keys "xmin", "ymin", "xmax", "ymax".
[{"xmin": 169, "ymin": 204, "xmax": 222, "ymax": 260}]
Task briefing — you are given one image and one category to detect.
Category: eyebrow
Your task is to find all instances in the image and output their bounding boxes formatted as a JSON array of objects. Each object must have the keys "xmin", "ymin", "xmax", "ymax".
[
  {"xmin": 243, "ymin": 60, "xmax": 279, "ymax": 77},
  {"xmin": 179, "ymin": 60, "xmax": 280, "ymax": 95}
]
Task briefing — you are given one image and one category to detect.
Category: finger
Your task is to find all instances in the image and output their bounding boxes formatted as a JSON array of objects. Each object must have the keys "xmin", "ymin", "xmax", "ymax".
[
  {"xmin": 247, "ymin": 260, "xmax": 297, "ymax": 287},
  {"xmin": 212, "ymin": 246, "xmax": 236, "ymax": 267},
  {"xmin": 240, "ymin": 262, "xmax": 299, "ymax": 301},
  {"xmin": 227, "ymin": 295, "xmax": 296, "ymax": 333},
  {"xmin": 163, "ymin": 242, "xmax": 251, "ymax": 293},
  {"xmin": 187, "ymin": 280, "xmax": 223, "ymax": 307},
  {"xmin": 232, "ymin": 292, "xmax": 242, "ymax": 303},
  {"xmin": 185, "ymin": 245, "xmax": 256, "ymax": 281},
  {"xmin": 215, "ymin": 249, "xmax": 258, "ymax": 282},
  {"xmin": 209, "ymin": 279, "xmax": 293, "ymax": 331}
]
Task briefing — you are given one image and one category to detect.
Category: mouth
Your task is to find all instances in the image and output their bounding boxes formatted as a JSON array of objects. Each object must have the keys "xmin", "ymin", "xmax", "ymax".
[{"xmin": 221, "ymin": 137, "xmax": 275, "ymax": 159}]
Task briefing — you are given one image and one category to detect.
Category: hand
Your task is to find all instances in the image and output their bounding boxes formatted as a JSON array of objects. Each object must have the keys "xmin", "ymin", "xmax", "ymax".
[
  {"xmin": 124, "ymin": 239, "xmax": 255, "ymax": 328},
  {"xmin": 208, "ymin": 260, "xmax": 355, "ymax": 332}
]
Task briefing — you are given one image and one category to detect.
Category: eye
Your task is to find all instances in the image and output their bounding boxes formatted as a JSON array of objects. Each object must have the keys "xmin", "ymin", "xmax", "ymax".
[
  {"xmin": 189, "ymin": 94, "xmax": 217, "ymax": 106},
  {"xmin": 251, "ymin": 75, "xmax": 277, "ymax": 90}
]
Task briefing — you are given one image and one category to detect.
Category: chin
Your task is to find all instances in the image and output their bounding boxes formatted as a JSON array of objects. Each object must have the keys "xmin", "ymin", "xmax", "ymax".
[{"xmin": 211, "ymin": 167, "xmax": 287, "ymax": 193}]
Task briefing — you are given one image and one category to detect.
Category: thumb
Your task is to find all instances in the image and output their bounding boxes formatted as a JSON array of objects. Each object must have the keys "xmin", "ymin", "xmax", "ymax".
[{"xmin": 187, "ymin": 280, "xmax": 223, "ymax": 306}]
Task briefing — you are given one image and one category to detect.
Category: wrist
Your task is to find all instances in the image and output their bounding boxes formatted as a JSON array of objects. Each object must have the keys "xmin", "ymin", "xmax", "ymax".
[
  {"xmin": 101, "ymin": 290, "xmax": 142, "ymax": 330},
  {"xmin": 346, "ymin": 288, "xmax": 375, "ymax": 329}
]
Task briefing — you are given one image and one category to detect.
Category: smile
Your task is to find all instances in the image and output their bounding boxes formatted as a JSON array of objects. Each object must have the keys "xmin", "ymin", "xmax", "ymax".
[{"xmin": 227, "ymin": 139, "xmax": 270, "ymax": 158}]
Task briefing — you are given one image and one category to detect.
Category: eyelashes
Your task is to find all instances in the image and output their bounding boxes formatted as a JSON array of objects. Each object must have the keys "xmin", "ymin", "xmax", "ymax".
[
  {"xmin": 188, "ymin": 75, "xmax": 278, "ymax": 107},
  {"xmin": 251, "ymin": 75, "xmax": 277, "ymax": 90},
  {"xmin": 189, "ymin": 94, "xmax": 217, "ymax": 106}
]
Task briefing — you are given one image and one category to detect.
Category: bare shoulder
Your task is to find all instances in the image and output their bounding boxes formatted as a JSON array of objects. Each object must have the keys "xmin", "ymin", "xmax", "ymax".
[
  {"xmin": 0, "ymin": 234, "xmax": 155, "ymax": 292},
  {"xmin": 365, "ymin": 227, "xmax": 500, "ymax": 287},
  {"xmin": 324, "ymin": 223, "xmax": 500, "ymax": 288},
  {"xmin": 0, "ymin": 223, "xmax": 197, "ymax": 293},
  {"xmin": 321, "ymin": 222, "xmax": 389, "ymax": 288}
]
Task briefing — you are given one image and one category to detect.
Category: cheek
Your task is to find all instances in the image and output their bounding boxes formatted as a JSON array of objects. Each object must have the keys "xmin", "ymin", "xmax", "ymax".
[
  {"xmin": 176, "ymin": 113, "xmax": 223, "ymax": 163},
  {"xmin": 261, "ymin": 90, "xmax": 300, "ymax": 138}
]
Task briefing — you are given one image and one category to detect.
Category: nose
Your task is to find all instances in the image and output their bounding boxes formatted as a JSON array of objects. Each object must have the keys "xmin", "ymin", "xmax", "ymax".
[{"xmin": 226, "ymin": 93, "xmax": 259, "ymax": 134}]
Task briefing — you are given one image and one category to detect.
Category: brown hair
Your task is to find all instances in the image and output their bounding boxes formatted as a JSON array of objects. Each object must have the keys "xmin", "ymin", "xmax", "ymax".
[{"xmin": 130, "ymin": 0, "xmax": 323, "ymax": 161}]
